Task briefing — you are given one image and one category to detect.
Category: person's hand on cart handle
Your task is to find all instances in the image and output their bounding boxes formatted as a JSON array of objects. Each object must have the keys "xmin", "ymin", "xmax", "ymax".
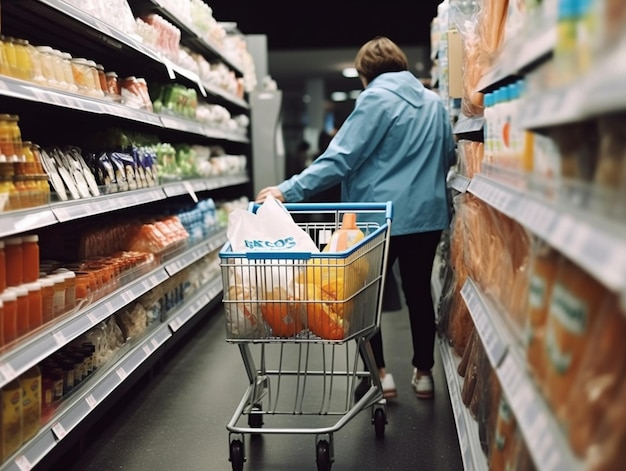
[{"xmin": 256, "ymin": 186, "xmax": 285, "ymax": 203}]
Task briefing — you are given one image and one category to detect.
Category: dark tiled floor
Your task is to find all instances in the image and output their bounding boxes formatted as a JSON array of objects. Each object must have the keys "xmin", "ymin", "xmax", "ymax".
[{"xmin": 51, "ymin": 297, "xmax": 462, "ymax": 471}]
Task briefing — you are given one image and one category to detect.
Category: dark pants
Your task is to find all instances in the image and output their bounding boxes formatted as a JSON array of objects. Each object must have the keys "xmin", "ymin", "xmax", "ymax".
[{"xmin": 369, "ymin": 230, "xmax": 442, "ymax": 372}]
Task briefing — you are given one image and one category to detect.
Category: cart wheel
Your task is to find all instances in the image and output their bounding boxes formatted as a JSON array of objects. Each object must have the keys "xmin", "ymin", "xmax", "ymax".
[
  {"xmin": 229, "ymin": 439, "xmax": 245, "ymax": 471},
  {"xmin": 316, "ymin": 439, "xmax": 332, "ymax": 471},
  {"xmin": 373, "ymin": 408, "xmax": 386, "ymax": 439},
  {"xmin": 248, "ymin": 403, "xmax": 264, "ymax": 429}
]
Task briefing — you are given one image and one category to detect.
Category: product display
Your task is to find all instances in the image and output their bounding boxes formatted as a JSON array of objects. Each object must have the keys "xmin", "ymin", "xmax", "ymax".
[{"xmin": 435, "ymin": 0, "xmax": 626, "ymax": 470}]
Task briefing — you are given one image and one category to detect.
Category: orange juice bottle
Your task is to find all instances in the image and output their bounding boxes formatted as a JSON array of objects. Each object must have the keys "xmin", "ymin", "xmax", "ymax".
[{"xmin": 323, "ymin": 213, "xmax": 365, "ymax": 252}]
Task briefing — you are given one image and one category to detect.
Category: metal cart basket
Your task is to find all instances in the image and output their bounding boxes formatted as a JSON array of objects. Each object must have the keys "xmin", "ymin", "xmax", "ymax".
[{"xmin": 219, "ymin": 202, "xmax": 393, "ymax": 471}]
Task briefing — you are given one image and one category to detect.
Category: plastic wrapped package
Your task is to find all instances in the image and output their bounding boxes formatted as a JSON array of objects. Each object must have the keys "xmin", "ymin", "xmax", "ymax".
[
  {"xmin": 558, "ymin": 294, "xmax": 626, "ymax": 458},
  {"xmin": 450, "ymin": 0, "xmax": 486, "ymax": 117},
  {"xmin": 447, "ymin": 288, "xmax": 473, "ymax": 357},
  {"xmin": 478, "ymin": 0, "xmax": 510, "ymax": 60},
  {"xmin": 498, "ymin": 214, "xmax": 532, "ymax": 328},
  {"xmin": 488, "ymin": 392, "xmax": 518, "ymax": 471},
  {"xmin": 541, "ymin": 258, "xmax": 611, "ymax": 412},
  {"xmin": 457, "ymin": 326, "xmax": 477, "ymax": 377},
  {"xmin": 115, "ymin": 302, "xmax": 147, "ymax": 341},
  {"xmin": 469, "ymin": 334, "xmax": 494, "ymax": 420},
  {"xmin": 461, "ymin": 327, "xmax": 480, "ymax": 407},
  {"xmin": 480, "ymin": 364, "xmax": 502, "ymax": 458},
  {"xmin": 457, "ymin": 140, "xmax": 485, "ymax": 178},
  {"xmin": 584, "ymin": 377, "xmax": 626, "ymax": 471},
  {"xmin": 523, "ymin": 240, "xmax": 561, "ymax": 389}
]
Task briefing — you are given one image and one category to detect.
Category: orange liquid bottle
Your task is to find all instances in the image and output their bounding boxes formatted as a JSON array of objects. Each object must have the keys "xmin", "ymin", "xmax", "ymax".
[
  {"xmin": 0, "ymin": 289, "xmax": 17, "ymax": 346},
  {"xmin": 0, "ymin": 240, "xmax": 6, "ymax": 292},
  {"xmin": 21, "ymin": 234, "xmax": 39, "ymax": 283},
  {"xmin": 4, "ymin": 236, "xmax": 23, "ymax": 287}
]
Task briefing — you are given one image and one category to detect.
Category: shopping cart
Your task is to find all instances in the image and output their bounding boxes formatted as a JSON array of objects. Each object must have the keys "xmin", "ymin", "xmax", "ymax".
[{"xmin": 219, "ymin": 202, "xmax": 392, "ymax": 471}]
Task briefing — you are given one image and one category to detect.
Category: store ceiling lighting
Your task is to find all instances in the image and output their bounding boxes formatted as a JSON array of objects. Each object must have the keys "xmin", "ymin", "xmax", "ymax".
[
  {"xmin": 342, "ymin": 67, "xmax": 359, "ymax": 78},
  {"xmin": 331, "ymin": 91, "xmax": 348, "ymax": 102}
]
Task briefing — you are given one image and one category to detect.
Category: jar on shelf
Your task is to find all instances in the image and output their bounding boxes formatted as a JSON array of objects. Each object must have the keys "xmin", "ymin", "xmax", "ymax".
[
  {"xmin": 0, "ymin": 289, "xmax": 18, "ymax": 346},
  {"xmin": 4, "ymin": 236, "xmax": 23, "ymax": 287},
  {"xmin": 70, "ymin": 57, "xmax": 93, "ymax": 96},
  {"xmin": 85, "ymin": 59, "xmax": 104, "ymax": 97},
  {"xmin": 7, "ymin": 114, "xmax": 23, "ymax": 159},
  {"xmin": 13, "ymin": 38, "xmax": 34, "ymax": 81},
  {"xmin": 9, "ymin": 285, "xmax": 29, "ymax": 339},
  {"xmin": 0, "ymin": 114, "xmax": 16, "ymax": 158},
  {"xmin": 38, "ymin": 276, "xmax": 55, "ymax": 324},
  {"xmin": 28, "ymin": 44, "xmax": 46, "ymax": 86},
  {"xmin": 104, "ymin": 71, "xmax": 120, "ymax": 100},
  {"xmin": 2, "ymin": 36, "xmax": 18, "ymax": 79},
  {"xmin": 50, "ymin": 48, "xmax": 68, "ymax": 91},
  {"xmin": 22, "ymin": 234, "xmax": 40, "ymax": 283},
  {"xmin": 47, "ymin": 273, "xmax": 66, "ymax": 318},
  {"xmin": 24, "ymin": 280, "xmax": 43, "ymax": 332},
  {"xmin": 52, "ymin": 268, "xmax": 76, "ymax": 312},
  {"xmin": 61, "ymin": 52, "xmax": 78, "ymax": 93},
  {"xmin": 35, "ymin": 46, "xmax": 59, "ymax": 88},
  {"xmin": 95, "ymin": 64, "xmax": 107, "ymax": 95}
]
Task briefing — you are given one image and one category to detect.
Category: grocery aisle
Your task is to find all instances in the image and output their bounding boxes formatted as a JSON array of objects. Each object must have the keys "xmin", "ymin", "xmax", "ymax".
[{"xmin": 49, "ymin": 275, "xmax": 463, "ymax": 471}]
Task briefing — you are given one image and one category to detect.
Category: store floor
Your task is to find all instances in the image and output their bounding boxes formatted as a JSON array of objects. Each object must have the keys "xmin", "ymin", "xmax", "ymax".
[{"xmin": 55, "ymin": 288, "xmax": 463, "ymax": 470}]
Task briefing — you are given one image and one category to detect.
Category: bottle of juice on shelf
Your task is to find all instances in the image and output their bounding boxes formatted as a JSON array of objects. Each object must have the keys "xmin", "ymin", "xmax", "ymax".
[
  {"xmin": 4, "ymin": 236, "xmax": 23, "ymax": 287},
  {"xmin": 9, "ymin": 285, "xmax": 29, "ymax": 339},
  {"xmin": 38, "ymin": 276, "xmax": 55, "ymax": 325},
  {"xmin": 0, "ymin": 378, "xmax": 23, "ymax": 461},
  {"xmin": 22, "ymin": 234, "xmax": 40, "ymax": 283},
  {"xmin": 323, "ymin": 213, "xmax": 365, "ymax": 252},
  {"xmin": 0, "ymin": 289, "xmax": 17, "ymax": 346},
  {"xmin": 24, "ymin": 280, "xmax": 42, "ymax": 332},
  {"xmin": 20, "ymin": 365, "xmax": 41, "ymax": 442},
  {"xmin": 13, "ymin": 38, "xmax": 33, "ymax": 81}
]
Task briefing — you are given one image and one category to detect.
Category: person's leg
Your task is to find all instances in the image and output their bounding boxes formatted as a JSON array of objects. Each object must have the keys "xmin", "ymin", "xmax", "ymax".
[{"xmin": 396, "ymin": 231, "xmax": 442, "ymax": 372}]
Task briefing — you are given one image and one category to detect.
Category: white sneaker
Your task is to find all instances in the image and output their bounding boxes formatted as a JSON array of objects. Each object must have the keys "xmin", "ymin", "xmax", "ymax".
[
  {"xmin": 411, "ymin": 369, "xmax": 434, "ymax": 399},
  {"xmin": 381, "ymin": 373, "xmax": 397, "ymax": 399}
]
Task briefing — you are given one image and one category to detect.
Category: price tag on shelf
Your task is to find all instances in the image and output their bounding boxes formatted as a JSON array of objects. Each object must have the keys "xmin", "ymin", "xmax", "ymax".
[
  {"xmin": 116, "ymin": 367, "xmax": 128, "ymax": 380},
  {"xmin": 0, "ymin": 362, "xmax": 17, "ymax": 383},
  {"xmin": 143, "ymin": 344, "xmax": 151, "ymax": 355},
  {"xmin": 85, "ymin": 394, "xmax": 97, "ymax": 410},
  {"xmin": 53, "ymin": 331, "xmax": 67, "ymax": 347},
  {"xmin": 120, "ymin": 290, "xmax": 133, "ymax": 304},
  {"xmin": 183, "ymin": 181, "xmax": 199, "ymax": 203},
  {"xmin": 52, "ymin": 422, "xmax": 68, "ymax": 440},
  {"xmin": 14, "ymin": 454, "xmax": 32, "ymax": 471},
  {"xmin": 87, "ymin": 312, "xmax": 98, "ymax": 325},
  {"xmin": 151, "ymin": 338, "xmax": 160, "ymax": 349}
]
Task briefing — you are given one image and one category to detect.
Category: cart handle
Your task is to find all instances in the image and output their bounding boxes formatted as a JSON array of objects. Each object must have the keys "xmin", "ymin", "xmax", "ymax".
[{"xmin": 248, "ymin": 201, "xmax": 393, "ymax": 220}]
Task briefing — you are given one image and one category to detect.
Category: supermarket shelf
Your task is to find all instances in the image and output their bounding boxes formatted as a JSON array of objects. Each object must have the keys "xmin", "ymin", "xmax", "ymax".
[
  {"xmin": 164, "ymin": 229, "xmax": 227, "ymax": 276},
  {"xmin": 467, "ymin": 173, "xmax": 626, "ymax": 296},
  {"xmin": 168, "ymin": 275, "xmax": 223, "ymax": 332},
  {"xmin": 0, "ymin": 323, "xmax": 173, "ymax": 471},
  {"xmin": 448, "ymin": 173, "xmax": 471, "ymax": 194},
  {"xmin": 461, "ymin": 277, "xmax": 583, "ymax": 471},
  {"xmin": 202, "ymin": 81, "xmax": 250, "ymax": 110},
  {"xmin": 0, "ymin": 267, "xmax": 168, "ymax": 389},
  {"xmin": 520, "ymin": 46, "xmax": 626, "ymax": 130},
  {"xmin": 477, "ymin": 1, "xmax": 557, "ymax": 93},
  {"xmin": 0, "ymin": 206, "xmax": 58, "ymax": 239},
  {"xmin": 0, "ymin": 271, "xmax": 224, "ymax": 469},
  {"xmin": 439, "ymin": 338, "xmax": 488, "ymax": 471},
  {"xmin": 0, "ymin": 176, "xmax": 246, "ymax": 237},
  {"xmin": 0, "ymin": 76, "xmax": 248, "ymax": 141},
  {"xmin": 128, "ymin": 0, "xmax": 244, "ymax": 77},
  {"xmin": 460, "ymin": 278, "xmax": 510, "ymax": 368},
  {"xmin": 453, "ymin": 115, "xmax": 484, "ymax": 137},
  {"xmin": 50, "ymin": 187, "xmax": 167, "ymax": 222},
  {"xmin": 467, "ymin": 174, "xmax": 520, "ymax": 218}
]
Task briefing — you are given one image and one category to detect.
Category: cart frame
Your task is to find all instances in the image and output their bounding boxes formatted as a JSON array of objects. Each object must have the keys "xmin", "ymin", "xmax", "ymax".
[{"xmin": 219, "ymin": 202, "xmax": 393, "ymax": 471}]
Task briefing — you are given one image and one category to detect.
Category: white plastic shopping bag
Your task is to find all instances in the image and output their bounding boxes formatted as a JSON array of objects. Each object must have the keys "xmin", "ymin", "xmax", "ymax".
[{"xmin": 225, "ymin": 195, "xmax": 319, "ymax": 337}]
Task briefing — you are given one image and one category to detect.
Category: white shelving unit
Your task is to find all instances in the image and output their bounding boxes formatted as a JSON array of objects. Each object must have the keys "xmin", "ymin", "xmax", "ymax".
[
  {"xmin": 467, "ymin": 173, "xmax": 626, "ymax": 301},
  {"xmin": 0, "ymin": 0, "xmax": 253, "ymax": 469}
]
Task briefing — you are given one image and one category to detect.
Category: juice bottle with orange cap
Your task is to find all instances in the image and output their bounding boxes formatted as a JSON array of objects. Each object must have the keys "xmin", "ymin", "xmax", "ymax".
[
  {"xmin": 21, "ymin": 234, "xmax": 39, "ymax": 283},
  {"xmin": 4, "ymin": 236, "xmax": 23, "ymax": 287}
]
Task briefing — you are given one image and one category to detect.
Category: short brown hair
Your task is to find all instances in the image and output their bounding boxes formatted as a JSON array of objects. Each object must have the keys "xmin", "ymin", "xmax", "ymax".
[{"xmin": 354, "ymin": 36, "xmax": 409, "ymax": 83}]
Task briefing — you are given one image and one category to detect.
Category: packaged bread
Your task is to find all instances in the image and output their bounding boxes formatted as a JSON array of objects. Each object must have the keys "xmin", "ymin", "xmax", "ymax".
[
  {"xmin": 560, "ymin": 294, "xmax": 626, "ymax": 457},
  {"xmin": 542, "ymin": 258, "xmax": 609, "ymax": 411},
  {"xmin": 457, "ymin": 326, "xmax": 477, "ymax": 377},
  {"xmin": 584, "ymin": 378, "xmax": 626, "ymax": 471},
  {"xmin": 461, "ymin": 328, "xmax": 480, "ymax": 407},
  {"xmin": 448, "ymin": 290, "xmax": 474, "ymax": 357},
  {"xmin": 524, "ymin": 241, "xmax": 561, "ymax": 389},
  {"xmin": 478, "ymin": 0, "xmax": 510, "ymax": 58},
  {"xmin": 224, "ymin": 268, "xmax": 262, "ymax": 338},
  {"xmin": 489, "ymin": 393, "xmax": 518, "ymax": 471}
]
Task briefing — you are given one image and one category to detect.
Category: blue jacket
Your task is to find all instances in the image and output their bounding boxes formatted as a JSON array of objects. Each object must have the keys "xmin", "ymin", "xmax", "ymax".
[{"xmin": 278, "ymin": 70, "xmax": 456, "ymax": 236}]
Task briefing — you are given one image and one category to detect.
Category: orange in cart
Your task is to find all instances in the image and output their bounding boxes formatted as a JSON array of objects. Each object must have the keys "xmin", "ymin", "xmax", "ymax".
[{"xmin": 260, "ymin": 287, "xmax": 304, "ymax": 337}]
